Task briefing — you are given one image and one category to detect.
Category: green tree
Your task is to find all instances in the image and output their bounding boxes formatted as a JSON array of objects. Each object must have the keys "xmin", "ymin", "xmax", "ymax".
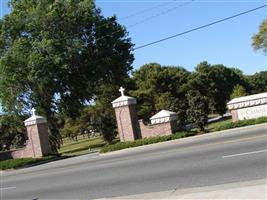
[
  {"xmin": 60, "ymin": 118, "xmax": 81, "ymax": 142},
  {"xmin": 247, "ymin": 71, "xmax": 267, "ymax": 94},
  {"xmin": 193, "ymin": 61, "xmax": 247, "ymax": 115},
  {"xmin": 0, "ymin": 0, "xmax": 133, "ymax": 151},
  {"xmin": 130, "ymin": 63, "xmax": 162, "ymax": 120},
  {"xmin": 79, "ymin": 102, "xmax": 117, "ymax": 144},
  {"xmin": 252, "ymin": 17, "xmax": 267, "ymax": 54},
  {"xmin": 155, "ymin": 92, "xmax": 188, "ymax": 129},
  {"xmin": 230, "ymin": 84, "xmax": 247, "ymax": 99},
  {"xmin": 0, "ymin": 114, "xmax": 26, "ymax": 151},
  {"xmin": 186, "ymin": 90, "xmax": 209, "ymax": 133},
  {"xmin": 78, "ymin": 83, "xmax": 120, "ymax": 143},
  {"xmin": 131, "ymin": 63, "xmax": 189, "ymax": 128}
]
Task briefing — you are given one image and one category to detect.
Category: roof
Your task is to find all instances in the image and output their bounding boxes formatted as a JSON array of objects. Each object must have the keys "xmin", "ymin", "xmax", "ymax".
[
  {"xmin": 111, "ymin": 95, "xmax": 137, "ymax": 108},
  {"xmin": 24, "ymin": 114, "xmax": 47, "ymax": 126},
  {"xmin": 24, "ymin": 115, "xmax": 45, "ymax": 122},
  {"xmin": 111, "ymin": 95, "xmax": 136, "ymax": 104},
  {"xmin": 150, "ymin": 110, "xmax": 177, "ymax": 120},
  {"xmin": 227, "ymin": 92, "xmax": 267, "ymax": 104}
]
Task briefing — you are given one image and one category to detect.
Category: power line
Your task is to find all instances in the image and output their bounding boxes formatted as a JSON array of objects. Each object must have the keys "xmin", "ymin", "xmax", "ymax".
[
  {"xmin": 133, "ymin": 4, "xmax": 267, "ymax": 50},
  {"xmin": 128, "ymin": 0, "xmax": 195, "ymax": 28},
  {"xmin": 96, "ymin": 0, "xmax": 195, "ymax": 42},
  {"xmin": 120, "ymin": 0, "xmax": 178, "ymax": 21}
]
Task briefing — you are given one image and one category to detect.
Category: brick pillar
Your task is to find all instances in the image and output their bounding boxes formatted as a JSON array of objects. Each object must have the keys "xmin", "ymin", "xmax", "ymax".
[
  {"xmin": 24, "ymin": 109, "xmax": 52, "ymax": 158},
  {"xmin": 112, "ymin": 87, "xmax": 141, "ymax": 142}
]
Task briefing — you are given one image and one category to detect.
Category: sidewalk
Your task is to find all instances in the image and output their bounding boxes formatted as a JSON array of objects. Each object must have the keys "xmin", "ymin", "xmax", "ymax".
[{"xmin": 102, "ymin": 179, "xmax": 266, "ymax": 199}]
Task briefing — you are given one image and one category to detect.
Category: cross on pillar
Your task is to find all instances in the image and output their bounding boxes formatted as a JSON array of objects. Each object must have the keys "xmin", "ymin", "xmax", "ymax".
[
  {"xmin": 31, "ymin": 108, "xmax": 36, "ymax": 116},
  {"xmin": 119, "ymin": 86, "xmax": 125, "ymax": 96}
]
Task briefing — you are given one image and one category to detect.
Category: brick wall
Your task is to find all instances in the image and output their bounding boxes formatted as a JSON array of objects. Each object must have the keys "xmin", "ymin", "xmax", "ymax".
[
  {"xmin": 0, "ymin": 121, "xmax": 51, "ymax": 161},
  {"xmin": 0, "ymin": 140, "xmax": 34, "ymax": 161},
  {"xmin": 114, "ymin": 104, "xmax": 141, "ymax": 142},
  {"xmin": 26, "ymin": 125, "xmax": 42, "ymax": 157},
  {"xmin": 139, "ymin": 119, "xmax": 173, "ymax": 138},
  {"xmin": 37, "ymin": 123, "xmax": 51, "ymax": 156}
]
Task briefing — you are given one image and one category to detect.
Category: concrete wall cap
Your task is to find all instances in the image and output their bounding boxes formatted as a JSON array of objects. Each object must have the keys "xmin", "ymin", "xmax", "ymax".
[
  {"xmin": 112, "ymin": 95, "xmax": 136, "ymax": 108},
  {"xmin": 150, "ymin": 110, "xmax": 177, "ymax": 119},
  {"xmin": 227, "ymin": 92, "xmax": 267, "ymax": 104},
  {"xmin": 24, "ymin": 115, "xmax": 47, "ymax": 126},
  {"xmin": 227, "ymin": 92, "xmax": 267, "ymax": 110},
  {"xmin": 150, "ymin": 110, "xmax": 178, "ymax": 125},
  {"xmin": 112, "ymin": 95, "xmax": 136, "ymax": 103}
]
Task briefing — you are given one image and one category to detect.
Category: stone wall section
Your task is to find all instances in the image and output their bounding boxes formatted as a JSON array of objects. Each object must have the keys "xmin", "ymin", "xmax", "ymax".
[
  {"xmin": 26, "ymin": 124, "xmax": 42, "ymax": 157},
  {"xmin": 112, "ymin": 87, "xmax": 179, "ymax": 142},
  {"xmin": 0, "ymin": 140, "xmax": 34, "ymax": 161},
  {"xmin": 115, "ymin": 104, "xmax": 140, "ymax": 142},
  {"xmin": 36, "ymin": 123, "xmax": 51, "ymax": 156},
  {"xmin": 11, "ymin": 140, "xmax": 34, "ymax": 159},
  {"xmin": 139, "ymin": 120, "xmax": 174, "ymax": 138},
  {"xmin": 227, "ymin": 93, "xmax": 267, "ymax": 122},
  {"xmin": 0, "ymin": 112, "xmax": 51, "ymax": 161}
]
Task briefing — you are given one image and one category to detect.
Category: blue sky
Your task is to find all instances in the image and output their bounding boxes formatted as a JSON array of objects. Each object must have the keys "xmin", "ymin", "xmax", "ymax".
[{"xmin": 1, "ymin": 0, "xmax": 266, "ymax": 75}]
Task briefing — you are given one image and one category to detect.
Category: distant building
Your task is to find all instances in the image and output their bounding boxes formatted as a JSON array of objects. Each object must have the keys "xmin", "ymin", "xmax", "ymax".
[{"xmin": 227, "ymin": 92, "xmax": 267, "ymax": 122}]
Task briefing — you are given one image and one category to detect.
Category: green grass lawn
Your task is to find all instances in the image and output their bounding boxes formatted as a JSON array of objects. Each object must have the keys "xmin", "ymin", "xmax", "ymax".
[
  {"xmin": 207, "ymin": 117, "xmax": 233, "ymax": 132},
  {"xmin": 0, "ymin": 136, "xmax": 106, "ymax": 170},
  {"xmin": 207, "ymin": 116, "xmax": 267, "ymax": 132},
  {"xmin": 59, "ymin": 136, "xmax": 106, "ymax": 156}
]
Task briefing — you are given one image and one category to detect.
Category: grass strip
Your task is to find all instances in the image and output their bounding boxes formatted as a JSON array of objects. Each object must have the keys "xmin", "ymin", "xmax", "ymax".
[
  {"xmin": 100, "ymin": 131, "xmax": 196, "ymax": 153},
  {"xmin": 210, "ymin": 116, "xmax": 267, "ymax": 132},
  {"xmin": 0, "ymin": 156, "xmax": 60, "ymax": 170}
]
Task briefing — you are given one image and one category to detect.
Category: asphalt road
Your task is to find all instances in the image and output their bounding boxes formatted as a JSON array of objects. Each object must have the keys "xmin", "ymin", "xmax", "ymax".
[{"xmin": 1, "ymin": 124, "xmax": 267, "ymax": 200}]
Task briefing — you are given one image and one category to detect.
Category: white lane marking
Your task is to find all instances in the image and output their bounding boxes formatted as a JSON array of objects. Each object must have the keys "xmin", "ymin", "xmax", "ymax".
[
  {"xmin": 223, "ymin": 149, "xmax": 267, "ymax": 158},
  {"xmin": 0, "ymin": 187, "xmax": 16, "ymax": 190}
]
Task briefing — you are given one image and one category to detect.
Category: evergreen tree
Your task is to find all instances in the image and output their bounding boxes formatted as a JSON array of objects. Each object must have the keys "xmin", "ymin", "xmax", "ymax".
[{"xmin": 186, "ymin": 90, "xmax": 209, "ymax": 133}]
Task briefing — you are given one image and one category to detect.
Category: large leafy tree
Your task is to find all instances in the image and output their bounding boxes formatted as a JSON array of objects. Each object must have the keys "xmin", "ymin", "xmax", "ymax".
[
  {"xmin": 79, "ymin": 103, "xmax": 117, "ymax": 144},
  {"xmin": 252, "ymin": 17, "xmax": 267, "ymax": 54},
  {"xmin": 131, "ymin": 63, "xmax": 190, "ymax": 128},
  {"xmin": 130, "ymin": 63, "xmax": 162, "ymax": 119},
  {"xmin": 247, "ymin": 71, "xmax": 267, "ymax": 94},
  {"xmin": 82, "ymin": 84, "xmax": 119, "ymax": 143},
  {"xmin": 0, "ymin": 0, "xmax": 133, "ymax": 151},
  {"xmin": 0, "ymin": 114, "xmax": 26, "ymax": 151},
  {"xmin": 193, "ymin": 61, "xmax": 246, "ymax": 116}
]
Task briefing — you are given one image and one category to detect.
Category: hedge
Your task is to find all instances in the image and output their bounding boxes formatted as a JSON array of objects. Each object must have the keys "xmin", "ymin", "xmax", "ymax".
[
  {"xmin": 100, "ymin": 131, "xmax": 196, "ymax": 153},
  {"xmin": 0, "ymin": 156, "xmax": 58, "ymax": 170},
  {"xmin": 212, "ymin": 116, "xmax": 267, "ymax": 132}
]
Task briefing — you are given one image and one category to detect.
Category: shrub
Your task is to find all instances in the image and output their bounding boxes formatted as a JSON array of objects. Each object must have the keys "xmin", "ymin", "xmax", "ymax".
[
  {"xmin": 100, "ymin": 131, "xmax": 196, "ymax": 153},
  {"xmin": 213, "ymin": 116, "xmax": 267, "ymax": 132},
  {"xmin": 0, "ymin": 156, "xmax": 56, "ymax": 170}
]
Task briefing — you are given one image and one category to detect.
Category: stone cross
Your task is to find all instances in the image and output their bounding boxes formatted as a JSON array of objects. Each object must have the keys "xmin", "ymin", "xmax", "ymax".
[
  {"xmin": 119, "ymin": 86, "xmax": 125, "ymax": 96},
  {"xmin": 31, "ymin": 108, "xmax": 36, "ymax": 116}
]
